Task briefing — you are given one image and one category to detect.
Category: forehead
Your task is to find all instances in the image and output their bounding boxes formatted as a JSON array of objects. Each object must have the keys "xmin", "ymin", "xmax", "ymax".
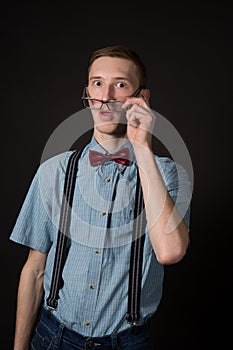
[{"xmin": 88, "ymin": 56, "xmax": 139, "ymax": 84}]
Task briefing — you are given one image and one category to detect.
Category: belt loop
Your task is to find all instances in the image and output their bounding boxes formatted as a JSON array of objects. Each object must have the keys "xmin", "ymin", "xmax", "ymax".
[
  {"xmin": 53, "ymin": 322, "xmax": 65, "ymax": 346},
  {"xmin": 111, "ymin": 333, "xmax": 118, "ymax": 349}
]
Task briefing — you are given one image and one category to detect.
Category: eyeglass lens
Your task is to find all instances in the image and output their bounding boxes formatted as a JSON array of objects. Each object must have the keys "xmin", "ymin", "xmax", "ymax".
[
  {"xmin": 84, "ymin": 99, "xmax": 124, "ymax": 111},
  {"xmin": 82, "ymin": 85, "xmax": 145, "ymax": 111}
]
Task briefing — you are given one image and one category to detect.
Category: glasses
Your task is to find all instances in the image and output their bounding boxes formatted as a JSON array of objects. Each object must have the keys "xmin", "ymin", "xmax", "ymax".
[{"xmin": 81, "ymin": 85, "xmax": 145, "ymax": 112}]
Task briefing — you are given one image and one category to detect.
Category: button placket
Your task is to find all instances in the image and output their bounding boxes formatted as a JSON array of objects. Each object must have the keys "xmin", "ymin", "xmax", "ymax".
[{"xmin": 82, "ymin": 244, "xmax": 103, "ymax": 333}]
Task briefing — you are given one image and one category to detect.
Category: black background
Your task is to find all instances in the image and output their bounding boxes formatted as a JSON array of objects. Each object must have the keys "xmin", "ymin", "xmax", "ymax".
[{"xmin": 1, "ymin": 2, "xmax": 232, "ymax": 349}]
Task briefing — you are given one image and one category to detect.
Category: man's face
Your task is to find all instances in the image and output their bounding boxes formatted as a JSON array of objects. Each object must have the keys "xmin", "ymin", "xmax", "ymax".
[{"xmin": 87, "ymin": 56, "xmax": 140, "ymax": 138}]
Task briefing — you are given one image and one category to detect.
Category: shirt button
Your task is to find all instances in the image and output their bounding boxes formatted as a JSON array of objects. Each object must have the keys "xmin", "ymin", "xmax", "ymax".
[
  {"xmin": 118, "ymin": 167, "xmax": 124, "ymax": 172},
  {"xmin": 90, "ymin": 284, "xmax": 96, "ymax": 289},
  {"xmin": 105, "ymin": 177, "xmax": 111, "ymax": 182},
  {"xmin": 85, "ymin": 320, "xmax": 91, "ymax": 326},
  {"xmin": 95, "ymin": 249, "xmax": 100, "ymax": 254},
  {"xmin": 100, "ymin": 211, "xmax": 106, "ymax": 216}
]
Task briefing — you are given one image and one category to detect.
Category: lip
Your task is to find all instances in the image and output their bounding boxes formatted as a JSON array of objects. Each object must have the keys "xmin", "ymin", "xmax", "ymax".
[{"xmin": 98, "ymin": 110, "xmax": 115, "ymax": 121}]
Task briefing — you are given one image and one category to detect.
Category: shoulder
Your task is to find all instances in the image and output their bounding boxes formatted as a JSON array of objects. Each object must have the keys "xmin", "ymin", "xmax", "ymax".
[
  {"xmin": 35, "ymin": 151, "xmax": 76, "ymax": 193},
  {"xmin": 39, "ymin": 151, "xmax": 74, "ymax": 173},
  {"xmin": 37, "ymin": 143, "xmax": 91, "ymax": 184},
  {"xmin": 39, "ymin": 141, "xmax": 91, "ymax": 173}
]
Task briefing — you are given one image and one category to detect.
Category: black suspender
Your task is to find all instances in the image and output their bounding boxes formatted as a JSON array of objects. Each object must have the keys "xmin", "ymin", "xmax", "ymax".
[
  {"xmin": 46, "ymin": 147, "xmax": 146, "ymax": 325},
  {"xmin": 46, "ymin": 148, "xmax": 85, "ymax": 311},
  {"xmin": 126, "ymin": 167, "xmax": 146, "ymax": 325}
]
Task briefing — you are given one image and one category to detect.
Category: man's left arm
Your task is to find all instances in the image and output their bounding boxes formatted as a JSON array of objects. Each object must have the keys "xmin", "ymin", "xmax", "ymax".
[{"xmin": 122, "ymin": 96, "xmax": 190, "ymax": 265}]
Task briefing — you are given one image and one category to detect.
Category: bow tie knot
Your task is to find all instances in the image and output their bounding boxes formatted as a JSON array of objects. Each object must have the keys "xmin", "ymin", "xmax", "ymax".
[{"xmin": 89, "ymin": 147, "xmax": 130, "ymax": 167}]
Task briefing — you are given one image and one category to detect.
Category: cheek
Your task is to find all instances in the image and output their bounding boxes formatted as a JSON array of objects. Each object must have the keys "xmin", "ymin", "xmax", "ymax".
[
  {"xmin": 88, "ymin": 86, "xmax": 101, "ymax": 98},
  {"xmin": 91, "ymin": 110, "xmax": 98, "ymax": 117}
]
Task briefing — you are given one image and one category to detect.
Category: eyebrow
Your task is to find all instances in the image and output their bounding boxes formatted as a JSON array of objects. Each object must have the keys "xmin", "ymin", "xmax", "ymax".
[
  {"xmin": 89, "ymin": 76, "xmax": 102, "ymax": 80},
  {"xmin": 89, "ymin": 76, "xmax": 131, "ymax": 82}
]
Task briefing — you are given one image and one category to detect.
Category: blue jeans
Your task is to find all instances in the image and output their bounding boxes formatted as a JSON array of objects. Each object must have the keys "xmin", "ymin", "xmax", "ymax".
[{"xmin": 30, "ymin": 307, "xmax": 154, "ymax": 350}]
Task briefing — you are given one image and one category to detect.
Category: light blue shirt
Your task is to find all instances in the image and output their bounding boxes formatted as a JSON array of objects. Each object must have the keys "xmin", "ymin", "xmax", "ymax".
[{"xmin": 10, "ymin": 137, "xmax": 191, "ymax": 337}]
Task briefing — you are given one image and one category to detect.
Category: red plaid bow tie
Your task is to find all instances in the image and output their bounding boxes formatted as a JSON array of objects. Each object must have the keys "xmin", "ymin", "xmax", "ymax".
[{"xmin": 89, "ymin": 147, "xmax": 130, "ymax": 167}]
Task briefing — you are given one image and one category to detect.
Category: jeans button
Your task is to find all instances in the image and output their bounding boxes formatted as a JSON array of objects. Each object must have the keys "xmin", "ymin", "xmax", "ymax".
[{"xmin": 87, "ymin": 340, "xmax": 94, "ymax": 348}]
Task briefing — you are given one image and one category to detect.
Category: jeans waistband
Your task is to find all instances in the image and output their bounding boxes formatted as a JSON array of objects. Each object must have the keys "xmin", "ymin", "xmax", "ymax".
[{"xmin": 39, "ymin": 306, "xmax": 150, "ymax": 348}]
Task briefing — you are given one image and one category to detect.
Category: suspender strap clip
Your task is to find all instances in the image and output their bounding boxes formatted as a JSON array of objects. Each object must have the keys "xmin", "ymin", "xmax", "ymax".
[
  {"xmin": 46, "ymin": 307, "xmax": 55, "ymax": 318},
  {"xmin": 131, "ymin": 324, "xmax": 138, "ymax": 334},
  {"xmin": 125, "ymin": 318, "xmax": 138, "ymax": 334}
]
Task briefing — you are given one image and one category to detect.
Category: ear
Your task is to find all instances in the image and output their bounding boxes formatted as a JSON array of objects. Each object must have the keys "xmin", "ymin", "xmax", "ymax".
[
  {"xmin": 82, "ymin": 85, "xmax": 88, "ymax": 98},
  {"xmin": 141, "ymin": 88, "xmax": 150, "ymax": 100}
]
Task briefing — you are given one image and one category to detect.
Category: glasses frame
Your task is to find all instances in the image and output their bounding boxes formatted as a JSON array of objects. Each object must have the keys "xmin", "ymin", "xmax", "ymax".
[{"xmin": 81, "ymin": 85, "xmax": 146, "ymax": 111}]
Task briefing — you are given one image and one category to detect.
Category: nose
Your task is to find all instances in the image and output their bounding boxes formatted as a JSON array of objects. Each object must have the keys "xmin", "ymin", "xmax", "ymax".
[{"xmin": 102, "ymin": 85, "xmax": 115, "ymax": 101}]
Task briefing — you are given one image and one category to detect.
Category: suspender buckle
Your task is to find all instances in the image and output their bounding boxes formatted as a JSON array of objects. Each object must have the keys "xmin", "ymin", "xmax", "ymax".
[
  {"xmin": 46, "ymin": 307, "xmax": 55, "ymax": 318},
  {"xmin": 131, "ymin": 322, "xmax": 138, "ymax": 334},
  {"xmin": 126, "ymin": 316, "xmax": 139, "ymax": 334}
]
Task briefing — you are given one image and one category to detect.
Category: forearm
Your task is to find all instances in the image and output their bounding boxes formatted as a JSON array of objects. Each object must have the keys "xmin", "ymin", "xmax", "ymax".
[
  {"xmin": 134, "ymin": 143, "xmax": 190, "ymax": 264},
  {"xmin": 13, "ymin": 262, "xmax": 44, "ymax": 350}
]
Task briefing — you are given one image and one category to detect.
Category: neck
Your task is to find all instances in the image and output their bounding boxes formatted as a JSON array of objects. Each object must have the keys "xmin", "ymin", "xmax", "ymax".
[{"xmin": 94, "ymin": 130, "xmax": 128, "ymax": 152}]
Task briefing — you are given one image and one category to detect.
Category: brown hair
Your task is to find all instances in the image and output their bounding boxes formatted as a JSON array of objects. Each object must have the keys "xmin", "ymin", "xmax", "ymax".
[{"xmin": 87, "ymin": 45, "xmax": 147, "ymax": 86}]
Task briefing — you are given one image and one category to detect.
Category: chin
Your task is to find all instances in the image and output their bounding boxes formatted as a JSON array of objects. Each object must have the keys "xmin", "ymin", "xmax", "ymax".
[{"xmin": 95, "ymin": 122, "xmax": 127, "ymax": 136}]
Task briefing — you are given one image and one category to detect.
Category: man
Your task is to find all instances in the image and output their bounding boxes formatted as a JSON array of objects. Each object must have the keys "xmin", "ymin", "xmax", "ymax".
[{"xmin": 10, "ymin": 45, "xmax": 191, "ymax": 349}]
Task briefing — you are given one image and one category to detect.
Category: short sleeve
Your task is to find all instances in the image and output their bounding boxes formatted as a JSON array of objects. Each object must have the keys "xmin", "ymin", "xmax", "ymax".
[
  {"xmin": 156, "ymin": 157, "xmax": 193, "ymax": 229},
  {"xmin": 9, "ymin": 167, "xmax": 55, "ymax": 253},
  {"xmin": 9, "ymin": 151, "xmax": 77, "ymax": 252}
]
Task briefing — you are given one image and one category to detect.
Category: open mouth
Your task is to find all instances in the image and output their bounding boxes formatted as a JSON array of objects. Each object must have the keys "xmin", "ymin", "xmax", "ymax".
[{"xmin": 98, "ymin": 110, "xmax": 115, "ymax": 121}]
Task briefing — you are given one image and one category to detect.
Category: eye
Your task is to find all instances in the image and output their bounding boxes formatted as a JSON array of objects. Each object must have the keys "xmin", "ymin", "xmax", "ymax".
[
  {"xmin": 116, "ymin": 82, "xmax": 126, "ymax": 88},
  {"xmin": 94, "ymin": 81, "xmax": 102, "ymax": 87}
]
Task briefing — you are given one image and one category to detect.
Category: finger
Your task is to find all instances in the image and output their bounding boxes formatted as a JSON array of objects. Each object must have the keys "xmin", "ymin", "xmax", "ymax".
[
  {"xmin": 127, "ymin": 119, "xmax": 139, "ymax": 128},
  {"xmin": 126, "ymin": 113, "xmax": 149, "ymax": 130},
  {"xmin": 121, "ymin": 96, "xmax": 149, "ymax": 110},
  {"xmin": 126, "ymin": 104, "xmax": 151, "ymax": 117},
  {"xmin": 126, "ymin": 108, "xmax": 155, "ymax": 124}
]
